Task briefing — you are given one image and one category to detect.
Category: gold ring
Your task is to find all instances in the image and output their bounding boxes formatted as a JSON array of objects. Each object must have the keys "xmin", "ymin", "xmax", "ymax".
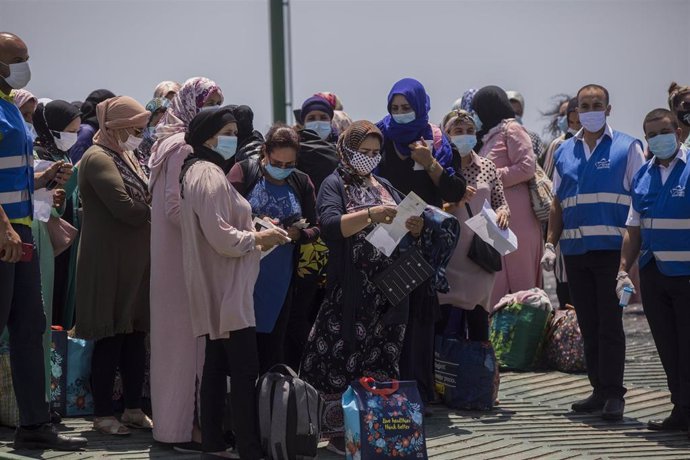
[{"xmin": 385, "ymin": 216, "xmax": 391, "ymax": 222}]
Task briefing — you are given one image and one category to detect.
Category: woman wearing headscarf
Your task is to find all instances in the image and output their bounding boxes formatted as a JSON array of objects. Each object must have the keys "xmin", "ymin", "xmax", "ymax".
[
  {"xmin": 228, "ymin": 124, "xmax": 319, "ymax": 373},
  {"xmin": 284, "ymin": 95, "xmax": 342, "ymax": 370},
  {"xmin": 32, "ymin": 100, "xmax": 82, "ymax": 329},
  {"xmin": 69, "ymin": 89, "xmax": 116, "ymax": 163},
  {"xmin": 230, "ymin": 104, "xmax": 265, "ymax": 163},
  {"xmin": 376, "ymin": 77, "xmax": 466, "ymax": 406},
  {"xmin": 134, "ymin": 97, "xmax": 169, "ymax": 177},
  {"xmin": 11, "ymin": 88, "xmax": 37, "ymax": 130},
  {"xmin": 315, "ymin": 91, "xmax": 353, "ymax": 135},
  {"xmin": 299, "ymin": 120, "xmax": 424, "ymax": 455},
  {"xmin": 438, "ymin": 109, "xmax": 510, "ymax": 340},
  {"xmin": 75, "ymin": 96, "xmax": 152, "ymax": 436},
  {"xmin": 179, "ymin": 107, "xmax": 289, "ymax": 459},
  {"xmin": 472, "ymin": 85, "xmax": 544, "ymax": 307},
  {"xmin": 147, "ymin": 77, "xmax": 223, "ymax": 446},
  {"xmin": 153, "ymin": 80, "xmax": 181, "ymax": 100}
]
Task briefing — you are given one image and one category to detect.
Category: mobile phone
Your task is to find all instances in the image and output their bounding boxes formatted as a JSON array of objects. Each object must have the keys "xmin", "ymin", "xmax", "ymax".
[
  {"xmin": 20, "ymin": 243, "xmax": 34, "ymax": 262},
  {"xmin": 46, "ymin": 164, "xmax": 63, "ymax": 190}
]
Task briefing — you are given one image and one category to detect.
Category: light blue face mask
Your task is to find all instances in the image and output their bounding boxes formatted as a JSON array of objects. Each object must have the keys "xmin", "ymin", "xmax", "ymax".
[
  {"xmin": 25, "ymin": 122, "xmax": 37, "ymax": 142},
  {"xmin": 557, "ymin": 115, "xmax": 568, "ymax": 133},
  {"xmin": 515, "ymin": 115, "xmax": 523, "ymax": 125},
  {"xmin": 213, "ymin": 135, "xmax": 238, "ymax": 160},
  {"xmin": 472, "ymin": 112, "xmax": 483, "ymax": 131},
  {"xmin": 392, "ymin": 111, "xmax": 416, "ymax": 124},
  {"xmin": 647, "ymin": 133, "xmax": 678, "ymax": 160},
  {"xmin": 451, "ymin": 134, "xmax": 477, "ymax": 156},
  {"xmin": 265, "ymin": 163, "xmax": 295, "ymax": 181},
  {"xmin": 304, "ymin": 120, "xmax": 332, "ymax": 140}
]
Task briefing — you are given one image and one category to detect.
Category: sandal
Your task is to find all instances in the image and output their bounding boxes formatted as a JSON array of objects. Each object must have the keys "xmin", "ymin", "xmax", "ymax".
[
  {"xmin": 93, "ymin": 416, "xmax": 131, "ymax": 436},
  {"xmin": 121, "ymin": 409, "xmax": 154, "ymax": 430}
]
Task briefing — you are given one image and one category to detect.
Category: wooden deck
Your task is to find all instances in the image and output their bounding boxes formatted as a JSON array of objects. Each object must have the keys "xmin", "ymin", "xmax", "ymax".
[{"xmin": 1, "ymin": 292, "xmax": 688, "ymax": 458}]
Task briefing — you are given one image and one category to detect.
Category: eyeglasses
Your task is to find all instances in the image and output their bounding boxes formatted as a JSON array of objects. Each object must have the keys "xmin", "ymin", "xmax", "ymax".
[{"xmin": 268, "ymin": 160, "xmax": 296, "ymax": 169}]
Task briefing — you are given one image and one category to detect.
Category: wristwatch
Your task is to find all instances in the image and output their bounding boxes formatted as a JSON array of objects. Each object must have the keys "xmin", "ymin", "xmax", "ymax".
[{"xmin": 425, "ymin": 160, "xmax": 438, "ymax": 173}]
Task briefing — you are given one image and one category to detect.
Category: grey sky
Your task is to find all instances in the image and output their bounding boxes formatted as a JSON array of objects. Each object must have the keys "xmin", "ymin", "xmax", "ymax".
[{"xmin": 3, "ymin": 0, "xmax": 689, "ymax": 140}]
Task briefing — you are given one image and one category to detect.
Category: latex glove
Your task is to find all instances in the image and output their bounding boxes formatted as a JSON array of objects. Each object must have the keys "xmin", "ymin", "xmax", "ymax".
[
  {"xmin": 540, "ymin": 243, "xmax": 557, "ymax": 271},
  {"xmin": 615, "ymin": 271, "xmax": 636, "ymax": 299}
]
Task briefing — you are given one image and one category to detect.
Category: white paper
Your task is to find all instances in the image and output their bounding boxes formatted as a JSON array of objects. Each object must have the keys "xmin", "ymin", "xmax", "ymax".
[
  {"xmin": 253, "ymin": 217, "xmax": 290, "ymax": 259},
  {"xmin": 34, "ymin": 159, "xmax": 54, "ymax": 173},
  {"xmin": 366, "ymin": 191, "xmax": 427, "ymax": 257},
  {"xmin": 33, "ymin": 188, "xmax": 54, "ymax": 222},
  {"xmin": 464, "ymin": 199, "xmax": 518, "ymax": 256}
]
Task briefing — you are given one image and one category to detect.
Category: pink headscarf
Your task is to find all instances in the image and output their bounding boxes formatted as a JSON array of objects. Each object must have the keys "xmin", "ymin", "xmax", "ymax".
[
  {"xmin": 11, "ymin": 89, "xmax": 37, "ymax": 109},
  {"xmin": 153, "ymin": 80, "xmax": 181, "ymax": 98},
  {"xmin": 93, "ymin": 96, "xmax": 149, "ymax": 154},
  {"xmin": 155, "ymin": 77, "xmax": 223, "ymax": 141}
]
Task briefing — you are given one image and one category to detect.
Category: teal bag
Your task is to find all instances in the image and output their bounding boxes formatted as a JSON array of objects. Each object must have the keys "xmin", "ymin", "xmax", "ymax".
[
  {"xmin": 490, "ymin": 302, "xmax": 551, "ymax": 370},
  {"xmin": 66, "ymin": 337, "xmax": 94, "ymax": 416}
]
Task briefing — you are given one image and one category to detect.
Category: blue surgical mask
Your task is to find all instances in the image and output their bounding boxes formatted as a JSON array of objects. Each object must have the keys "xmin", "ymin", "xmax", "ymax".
[
  {"xmin": 213, "ymin": 135, "xmax": 238, "ymax": 160},
  {"xmin": 392, "ymin": 111, "xmax": 416, "ymax": 124},
  {"xmin": 265, "ymin": 163, "xmax": 295, "ymax": 181},
  {"xmin": 515, "ymin": 115, "xmax": 523, "ymax": 125},
  {"xmin": 647, "ymin": 133, "xmax": 678, "ymax": 160},
  {"xmin": 472, "ymin": 112, "xmax": 483, "ymax": 131},
  {"xmin": 304, "ymin": 120, "xmax": 332, "ymax": 140},
  {"xmin": 557, "ymin": 115, "xmax": 568, "ymax": 133},
  {"xmin": 451, "ymin": 134, "xmax": 477, "ymax": 156}
]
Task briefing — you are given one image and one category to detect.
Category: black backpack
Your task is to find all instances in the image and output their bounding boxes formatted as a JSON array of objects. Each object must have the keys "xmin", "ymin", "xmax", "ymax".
[{"xmin": 257, "ymin": 364, "xmax": 323, "ymax": 460}]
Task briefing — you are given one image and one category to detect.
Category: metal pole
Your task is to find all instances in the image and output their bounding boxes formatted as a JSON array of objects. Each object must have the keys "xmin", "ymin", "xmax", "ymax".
[{"xmin": 269, "ymin": 0, "xmax": 287, "ymax": 123}]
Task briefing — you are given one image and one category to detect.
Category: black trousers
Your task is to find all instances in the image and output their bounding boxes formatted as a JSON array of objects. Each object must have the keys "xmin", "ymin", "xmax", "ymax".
[
  {"xmin": 257, "ymin": 292, "xmax": 292, "ymax": 375},
  {"xmin": 564, "ymin": 250, "xmax": 626, "ymax": 399},
  {"xmin": 640, "ymin": 261, "xmax": 690, "ymax": 416},
  {"xmin": 0, "ymin": 224, "xmax": 50, "ymax": 426},
  {"xmin": 284, "ymin": 276, "xmax": 324, "ymax": 371},
  {"xmin": 91, "ymin": 332, "xmax": 146, "ymax": 416},
  {"xmin": 400, "ymin": 286, "xmax": 438, "ymax": 403},
  {"xmin": 438, "ymin": 304, "xmax": 490, "ymax": 342},
  {"xmin": 201, "ymin": 329, "xmax": 263, "ymax": 459}
]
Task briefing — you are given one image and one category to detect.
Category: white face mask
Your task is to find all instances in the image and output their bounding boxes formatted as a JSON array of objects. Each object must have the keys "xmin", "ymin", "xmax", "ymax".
[
  {"xmin": 578, "ymin": 110, "xmax": 607, "ymax": 133},
  {"xmin": 52, "ymin": 131, "xmax": 78, "ymax": 151},
  {"xmin": 0, "ymin": 60, "xmax": 31, "ymax": 89},
  {"xmin": 120, "ymin": 134, "xmax": 143, "ymax": 151}
]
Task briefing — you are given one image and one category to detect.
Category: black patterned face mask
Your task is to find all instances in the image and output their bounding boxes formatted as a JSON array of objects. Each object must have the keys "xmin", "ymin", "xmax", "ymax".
[{"xmin": 676, "ymin": 110, "xmax": 690, "ymax": 127}]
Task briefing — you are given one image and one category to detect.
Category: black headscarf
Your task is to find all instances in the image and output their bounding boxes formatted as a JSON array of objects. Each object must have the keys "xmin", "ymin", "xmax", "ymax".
[
  {"xmin": 181, "ymin": 107, "xmax": 237, "ymax": 182},
  {"xmin": 33, "ymin": 100, "xmax": 81, "ymax": 160},
  {"xmin": 473, "ymin": 85, "xmax": 516, "ymax": 146},
  {"xmin": 80, "ymin": 89, "xmax": 116, "ymax": 128},
  {"xmin": 227, "ymin": 105, "xmax": 255, "ymax": 146}
]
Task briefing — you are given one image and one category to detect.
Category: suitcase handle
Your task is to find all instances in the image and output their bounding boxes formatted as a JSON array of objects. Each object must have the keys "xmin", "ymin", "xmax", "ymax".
[{"xmin": 359, "ymin": 377, "xmax": 399, "ymax": 396}]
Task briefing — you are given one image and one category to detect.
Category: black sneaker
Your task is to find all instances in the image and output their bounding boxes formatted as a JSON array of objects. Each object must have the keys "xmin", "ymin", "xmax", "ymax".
[
  {"xmin": 14, "ymin": 424, "xmax": 87, "ymax": 451},
  {"xmin": 571, "ymin": 393, "xmax": 605, "ymax": 413}
]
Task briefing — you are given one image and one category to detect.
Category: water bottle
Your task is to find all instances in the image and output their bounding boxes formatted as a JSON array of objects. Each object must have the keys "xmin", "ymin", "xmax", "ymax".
[{"xmin": 619, "ymin": 286, "xmax": 633, "ymax": 308}]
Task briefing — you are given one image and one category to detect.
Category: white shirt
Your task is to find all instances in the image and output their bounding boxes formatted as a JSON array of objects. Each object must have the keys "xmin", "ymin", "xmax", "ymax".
[
  {"xmin": 552, "ymin": 124, "xmax": 646, "ymax": 194},
  {"xmin": 626, "ymin": 147, "xmax": 688, "ymax": 226}
]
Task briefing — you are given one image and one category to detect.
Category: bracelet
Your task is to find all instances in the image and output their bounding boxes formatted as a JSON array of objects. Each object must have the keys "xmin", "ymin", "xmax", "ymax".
[
  {"xmin": 544, "ymin": 242, "xmax": 555, "ymax": 251},
  {"xmin": 367, "ymin": 207, "xmax": 373, "ymax": 223},
  {"xmin": 616, "ymin": 271, "xmax": 629, "ymax": 280}
]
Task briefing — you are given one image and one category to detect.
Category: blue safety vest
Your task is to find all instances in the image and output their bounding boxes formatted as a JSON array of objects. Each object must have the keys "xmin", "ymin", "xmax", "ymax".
[
  {"xmin": 631, "ymin": 152, "xmax": 690, "ymax": 276},
  {"xmin": 555, "ymin": 131, "xmax": 640, "ymax": 256},
  {"xmin": 0, "ymin": 98, "xmax": 33, "ymax": 221}
]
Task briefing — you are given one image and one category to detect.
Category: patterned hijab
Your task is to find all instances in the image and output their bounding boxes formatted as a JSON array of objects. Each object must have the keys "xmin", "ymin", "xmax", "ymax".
[
  {"xmin": 155, "ymin": 77, "xmax": 223, "ymax": 141},
  {"xmin": 153, "ymin": 80, "xmax": 181, "ymax": 98},
  {"xmin": 33, "ymin": 100, "xmax": 81, "ymax": 161}
]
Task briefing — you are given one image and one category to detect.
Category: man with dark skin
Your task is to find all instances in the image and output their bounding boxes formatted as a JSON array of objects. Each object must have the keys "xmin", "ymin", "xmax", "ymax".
[{"xmin": 0, "ymin": 31, "xmax": 87, "ymax": 451}]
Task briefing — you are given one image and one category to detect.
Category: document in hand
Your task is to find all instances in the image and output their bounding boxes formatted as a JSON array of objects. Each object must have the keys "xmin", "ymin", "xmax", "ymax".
[
  {"xmin": 365, "ymin": 191, "xmax": 427, "ymax": 257},
  {"xmin": 253, "ymin": 217, "xmax": 290, "ymax": 259},
  {"xmin": 33, "ymin": 159, "xmax": 55, "ymax": 222},
  {"xmin": 464, "ymin": 199, "xmax": 518, "ymax": 256}
]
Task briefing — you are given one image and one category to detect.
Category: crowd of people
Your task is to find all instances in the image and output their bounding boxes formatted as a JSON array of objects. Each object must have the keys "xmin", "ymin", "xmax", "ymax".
[{"xmin": 1, "ymin": 29, "xmax": 689, "ymax": 459}]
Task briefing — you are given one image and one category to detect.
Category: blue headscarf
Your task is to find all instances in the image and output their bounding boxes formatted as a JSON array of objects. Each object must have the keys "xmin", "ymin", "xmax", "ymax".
[{"xmin": 377, "ymin": 78, "xmax": 455, "ymax": 175}]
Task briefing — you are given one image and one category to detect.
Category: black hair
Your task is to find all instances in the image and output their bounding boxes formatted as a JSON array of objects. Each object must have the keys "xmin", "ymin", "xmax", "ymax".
[
  {"xmin": 643, "ymin": 108, "xmax": 678, "ymax": 133},
  {"xmin": 262, "ymin": 123, "xmax": 300, "ymax": 158},
  {"xmin": 577, "ymin": 84, "xmax": 609, "ymax": 105}
]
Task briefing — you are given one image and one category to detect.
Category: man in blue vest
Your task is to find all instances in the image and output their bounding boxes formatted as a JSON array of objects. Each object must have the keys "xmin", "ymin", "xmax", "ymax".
[
  {"xmin": 618, "ymin": 108, "xmax": 690, "ymax": 436},
  {"xmin": 0, "ymin": 31, "xmax": 87, "ymax": 451},
  {"xmin": 542, "ymin": 84, "xmax": 645, "ymax": 421}
]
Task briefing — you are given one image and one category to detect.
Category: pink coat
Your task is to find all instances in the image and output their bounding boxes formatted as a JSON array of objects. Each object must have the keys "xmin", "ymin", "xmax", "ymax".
[
  {"xmin": 148, "ymin": 133, "xmax": 204, "ymax": 443},
  {"xmin": 479, "ymin": 120, "xmax": 543, "ymax": 308}
]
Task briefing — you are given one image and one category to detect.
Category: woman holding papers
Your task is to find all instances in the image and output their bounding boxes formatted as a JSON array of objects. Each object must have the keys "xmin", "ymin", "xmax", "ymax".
[
  {"xmin": 376, "ymin": 78, "xmax": 466, "ymax": 406},
  {"xmin": 439, "ymin": 109, "xmax": 510, "ymax": 340},
  {"xmin": 228, "ymin": 123, "xmax": 320, "ymax": 373},
  {"xmin": 299, "ymin": 120, "xmax": 423, "ymax": 455},
  {"xmin": 179, "ymin": 108, "xmax": 289, "ymax": 459},
  {"xmin": 472, "ymin": 85, "xmax": 543, "ymax": 308}
]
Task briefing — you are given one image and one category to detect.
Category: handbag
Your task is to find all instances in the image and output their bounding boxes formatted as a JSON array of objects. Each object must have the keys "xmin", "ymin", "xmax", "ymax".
[
  {"xmin": 46, "ymin": 216, "xmax": 78, "ymax": 257},
  {"xmin": 465, "ymin": 203, "xmax": 502, "ymax": 273},
  {"xmin": 374, "ymin": 245, "xmax": 434, "ymax": 306},
  {"xmin": 528, "ymin": 163, "xmax": 553, "ymax": 222}
]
